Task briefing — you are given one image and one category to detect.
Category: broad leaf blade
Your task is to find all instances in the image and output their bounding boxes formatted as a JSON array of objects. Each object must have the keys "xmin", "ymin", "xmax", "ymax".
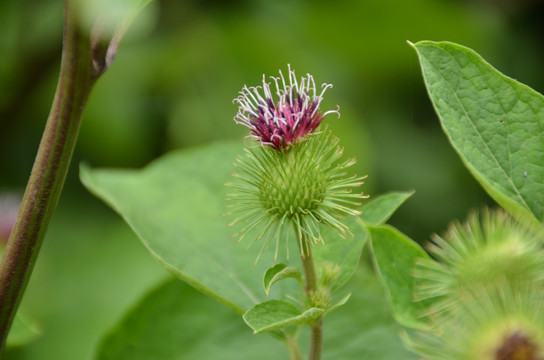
[
  {"xmin": 360, "ymin": 191, "xmax": 414, "ymax": 226},
  {"xmin": 243, "ymin": 300, "xmax": 324, "ymax": 334},
  {"xmin": 81, "ymin": 142, "xmax": 272, "ymax": 313},
  {"xmin": 97, "ymin": 279, "xmax": 288, "ymax": 360},
  {"xmin": 369, "ymin": 225, "xmax": 429, "ymax": 330},
  {"xmin": 412, "ymin": 41, "xmax": 544, "ymax": 224}
]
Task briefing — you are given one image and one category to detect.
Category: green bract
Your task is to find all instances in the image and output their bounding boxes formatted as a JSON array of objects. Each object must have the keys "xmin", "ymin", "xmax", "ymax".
[{"xmin": 226, "ymin": 128, "xmax": 367, "ymax": 262}]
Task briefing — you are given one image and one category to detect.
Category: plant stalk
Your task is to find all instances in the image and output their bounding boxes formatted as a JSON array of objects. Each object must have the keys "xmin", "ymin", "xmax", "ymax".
[
  {"xmin": 0, "ymin": 1, "xmax": 103, "ymax": 352},
  {"xmin": 299, "ymin": 236, "xmax": 323, "ymax": 360}
]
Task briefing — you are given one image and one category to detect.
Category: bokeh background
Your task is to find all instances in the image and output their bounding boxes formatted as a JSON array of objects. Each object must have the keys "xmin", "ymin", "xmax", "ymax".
[{"xmin": 1, "ymin": 0, "xmax": 544, "ymax": 359}]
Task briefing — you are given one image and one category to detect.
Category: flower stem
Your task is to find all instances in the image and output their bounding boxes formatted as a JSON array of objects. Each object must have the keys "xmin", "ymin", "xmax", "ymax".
[
  {"xmin": 299, "ymin": 236, "xmax": 323, "ymax": 360},
  {"xmin": 0, "ymin": 1, "xmax": 103, "ymax": 352}
]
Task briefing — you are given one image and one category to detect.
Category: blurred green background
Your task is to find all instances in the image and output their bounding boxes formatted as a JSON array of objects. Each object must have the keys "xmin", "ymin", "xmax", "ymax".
[{"xmin": 1, "ymin": 0, "xmax": 544, "ymax": 358}]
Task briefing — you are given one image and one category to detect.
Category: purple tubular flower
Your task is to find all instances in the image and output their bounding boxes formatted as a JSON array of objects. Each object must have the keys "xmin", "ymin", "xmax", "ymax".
[{"xmin": 233, "ymin": 65, "xmax": 340, "ymax": 150}]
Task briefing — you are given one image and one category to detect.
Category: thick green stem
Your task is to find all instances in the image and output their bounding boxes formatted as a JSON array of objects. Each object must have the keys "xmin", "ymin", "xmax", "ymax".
[
  {"xmin": 0, "ymin": 1, "xmax": 101, "ymax": 353},
  {"xmin": 299, "ymin": 237, "xmax": 323, "ymax": 360}
]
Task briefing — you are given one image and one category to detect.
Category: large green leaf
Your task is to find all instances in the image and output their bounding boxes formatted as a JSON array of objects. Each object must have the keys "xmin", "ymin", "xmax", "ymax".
[
  {"xmin": 81, "ymin": 142, "xmax": 263, "ymax": 313},
  {"xmin": 412, "ymin": 41, "xmax": 544, "ymax": 224},
  {"xmin": 97, "ymin": 278, "xmax": 288, "ymax": 360},
  {"xmin": 369, "ymin": 225, "xmax": 429, "ymax": 330},
  {"xmin": 96, "ymin": 266, "xmax": 416, "ymax": 359},
  {"xmin": 80, "ymin": 141, "xmax": 368, "ymax": 313}
]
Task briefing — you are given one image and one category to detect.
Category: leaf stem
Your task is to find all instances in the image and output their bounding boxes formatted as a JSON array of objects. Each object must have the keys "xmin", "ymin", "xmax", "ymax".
[
  {"xmin": 299, "ymin": 236, "xmax": 323, "ymax": 360},
  {"xmin": 0, "ymin": 1, "xmax": 102, "ymax": 352},
  {"xmin": 285, "ymin": 334, "xmax": 303, "ymax": 360}
]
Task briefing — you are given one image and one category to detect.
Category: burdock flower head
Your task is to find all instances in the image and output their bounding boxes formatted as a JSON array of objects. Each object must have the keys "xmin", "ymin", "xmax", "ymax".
[
  {"xmin": 226, "ymin": 66, "xmax": 367, "ymax": 262},
  {"xmin": 233, "ymin": 64, "xmax": 339, "ymax": 150}
]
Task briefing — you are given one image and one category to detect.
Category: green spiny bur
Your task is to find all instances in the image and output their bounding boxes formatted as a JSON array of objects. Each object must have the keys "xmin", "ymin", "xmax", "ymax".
[{"xmin": 226, "ymin": 128, "xmax": 367, "ymax": 262}]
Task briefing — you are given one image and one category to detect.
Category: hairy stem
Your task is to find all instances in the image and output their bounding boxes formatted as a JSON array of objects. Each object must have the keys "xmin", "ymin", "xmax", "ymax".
[
  {"xmin": 299, "ymin": 236, "xmax": 323, "ymax": 360},
  {"xmin": 0, "ymin": 1, "xmax": 103, "ymax": 352}
]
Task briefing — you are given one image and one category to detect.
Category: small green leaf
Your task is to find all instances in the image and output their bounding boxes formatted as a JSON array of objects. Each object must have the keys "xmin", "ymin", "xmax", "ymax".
[
  {"xmin": 324, "ymin": 293, "xmax": 351, "ymax": 315},
  {"xmin": 369, "ymin": 225, "xmax": 429, "ymax": 330},
  {"xmin": 263, "ymin": 264, "xmax": 303, "ymax": 295},
  {"xmin": 412, "ymin": 41, "xmax": 544, "ymax": 225},
  {"xmin": 243, "ymin": 300, "xmax": 324, "ymax": 334},
  {"xmin": 360, "ymin": 191, "xmax": 414, "ymax": 226}
]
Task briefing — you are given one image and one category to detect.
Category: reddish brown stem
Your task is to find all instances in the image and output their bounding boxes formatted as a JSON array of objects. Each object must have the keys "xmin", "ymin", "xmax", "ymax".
[{"xmin": 0, "ymin": 1, "xmax": 100, "ymax": 352}]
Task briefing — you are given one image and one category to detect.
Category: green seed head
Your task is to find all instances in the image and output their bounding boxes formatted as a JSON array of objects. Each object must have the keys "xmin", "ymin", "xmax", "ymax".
[
  {"xmin": 260, "ymin": 142, "xmax": 325, "ymax": 216},
  {"xmin": 226, "ymin": 128, "xmax": 367, "ymax": 262}
]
